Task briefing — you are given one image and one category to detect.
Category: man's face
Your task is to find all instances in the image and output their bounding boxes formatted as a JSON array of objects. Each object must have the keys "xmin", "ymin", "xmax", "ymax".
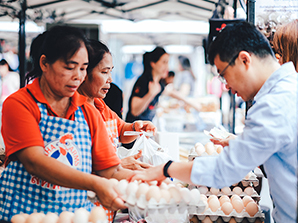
[{"xmin": 214, "ymin": 53, "xmax": 256, "ymax": 101}]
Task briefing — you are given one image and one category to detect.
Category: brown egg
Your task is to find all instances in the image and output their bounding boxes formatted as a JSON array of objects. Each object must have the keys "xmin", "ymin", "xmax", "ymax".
[
  {"xmin": 232, "ymin": 186, "xmax": 242, "ymax": 195},
  {"xmin": 244, "ymin": 187, "xmax": 254, "ymax": 196},
  {"xmin": 229, "ymin": 217, "xmax": 237, "ymax": 223},
  {"xmin": 210, "ymin": 187, "xmax": 219, "ymax": 195},
  {"xmin": 202, "ymin": 216, "xmax": 213, "ymax": 223},
  {"xmin": 219, "ymin": 195, "xmax": 230, "ymax": 206},
  {"xmin": 246, "ymin": 201, "xmax": 259, "ymax": 217},
  {"xmin": 41, "ymin": 213, "xmax": 59, "ymax": 223},
  {"xmin": 205, "ymin": 142, "xmax": 215, "ymax": 155},
  {"xmin": 146, "ymin": 185, "xmax": 161, "ymax": 202},
  {"xmin": 57, "ymin": 211, "xmax": 74, "ymax": 223},
  {"xmin": 231, "ymin": 199, "xmax": 244, "ymax": 213},
  {"xmin": 208, "ymin": 197, "xmax": 220, "ymax": 212},
  {"xmin": 208, "ymin": 194, "xmax": 218, "ymax": 202},
  {"xmin": 215, "ymin": 145, "xmax": 223, "ymax": 154},
  {"xmin": 221, "ymin": 201, "xmax": 233, "ymax": 215},
  {"xmin": 25, "ymin": 213, "xmax": 45, "ymax": 223},
  {"xmin": 89, "ymin": 206, "xmax": 107, "ymax": 223},
  {"xmin": 230, "ymin": 194, "xmax": 241, "ymax": 202},
  {"xmin": 242, "ymin": 195, "xmax": 254, "ymax": 207},
  {"xmin": 11, "ymin": 214, "xmax": 27, "ymax": 223},
  {"xmin": 221, "ymin": 187, "xmax": 231, "ymax": 195}
]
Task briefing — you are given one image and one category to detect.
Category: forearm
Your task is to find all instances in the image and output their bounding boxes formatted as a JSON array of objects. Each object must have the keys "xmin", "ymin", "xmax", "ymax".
[
  {"xmin": 96, "ymin": 164, "xmax": 135, "ymax": 180},
  {"xmin": 119, "ymin": 123, "xmax": 137, "ymax": 143},
  {"xmin": 131, "ymin": 94, "xmax": 156, "ymax": 117},
  {"xmin": 167, "ymin": 161, "xmax": 194, "ymax": 184}
]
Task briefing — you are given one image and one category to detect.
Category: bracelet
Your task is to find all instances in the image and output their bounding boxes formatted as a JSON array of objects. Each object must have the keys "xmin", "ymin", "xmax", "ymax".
[
  {"xmin": 163, "ymin": 160, "xmax": 173, "ymax": 178},
  {"xmin": 132, "ymin": 122, "xmax": 136, "ymax": 131}
]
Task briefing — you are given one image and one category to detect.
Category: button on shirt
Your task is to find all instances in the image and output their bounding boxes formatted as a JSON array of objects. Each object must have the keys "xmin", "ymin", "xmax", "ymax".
[{"xmin": 191, "ymin": 62, "xmax": 298, "ymax": 223}]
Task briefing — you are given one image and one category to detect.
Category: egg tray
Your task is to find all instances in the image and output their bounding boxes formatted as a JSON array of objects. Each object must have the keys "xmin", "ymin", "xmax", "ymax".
[{"xmin": 193, "ymin": 207, "xmax": 264, "ymax": 223}]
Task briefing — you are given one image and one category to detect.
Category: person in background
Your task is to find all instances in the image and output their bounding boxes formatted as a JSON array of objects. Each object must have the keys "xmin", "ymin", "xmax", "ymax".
[
  {"xmin": 173, "ymin": 55, "xmax": 196, "ymax": 97},
  {"xmin": 273, "ymin": 19, "xmax": 298, "ymax": 72},
  {"xmin": 0, "ymin": 58, "xmax": 20, "ymax": 103},
  {"xmin": 162, "ymin": 70, "xmax": 175, "ymax": 85},
  {"xmin": 0, "ymin": 25, "xmax": 130, "ymax": 221},
  {"xmin": 129, "ymin": 21, "xmax": 297, "ymax": 223},
  {"xmin": 103, "ymin": 82, "xmax": 123, "ymax": 118},
  {"xmin": 77, "ymin": 39, "xmax": 155, "ymax": 222}
]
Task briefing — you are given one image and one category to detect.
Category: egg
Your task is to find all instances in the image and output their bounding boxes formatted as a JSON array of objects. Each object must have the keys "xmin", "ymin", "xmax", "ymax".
[
  {"xmin": 230, "ymin": 194, "xmax": 241, "ymax": 202},
  {"xmin": 221, "ymin": 201, "xmax": 233, "ymax": 215},
  {"xmin": 146, "ymin": 185, "xmax": 161, "ymax": 202},
  {"xmin": 159, "ymin": 182, "xmax": 169, "ymax": 190},
  {"xmin": 207, "ymin": 194, "xmax": 218, "ymax": 202},
  {"xmin": 189, "ymin": 188, "xmax": 201, "ymax": 205},
  {"xmin": 195, "ymin": 143, "xmax": 205, "ymax": 156},
  {"xmin": 232, "ymin": 186, "xmax": 242, "ymax": 195},
  {"xmin": 244, "ymin": 187, "xmax": 254, "ymax": 196},
  {"xmin": 215, "ymin": 145, "xmax": 224, "ymax": 154},
  {"xmin": 168, "ymin": 186, "xmax": 182, "ymax": 203},
  {"xmin": 198, "ymin": 186, "xmax": 208, "ymax": 194},
  {"xmin": 242, "ymin": 195, "xmax": 254, "ymax": 207},
  {"xmin": 231, "ymin": 199, "xmax": 244, "ymax": 213},
  {"xmin": 73, "ymin": 208, "xmax": 89, "ymax": 223},
  {"xmin": 229, "ymin": 217, "xmax": 237, "ymax": 223},
  {"xmin": 41, "ymin": 213, "xmax": 59, "ymax": 223},
  {"xmin": 57, "ymin": 211, "xmax": 74, "ymax": 223},
  {"xmin": 126, "ymin": 181, "xmax": 139, "ymax": 197},
  {"xmin": 205, "ymin": 142, "xmax": 215, "ymax": 155},
  {"xmin": 208, "ymin": 197, "xmax": 220, "ymax": 212},
  {"xmin": 246, "ymin": 201, "xmax": 259, "ymax": 216},
  {"xmin": 11, "ymin": 214, "xmax": 28, "ymax": 223},
  {"xmin": 200, "ymin": 194, "xmax": 208, "ymax": 202},
  {"xmin": 136, "ymin": 183, "xmax": 150, "ymax": 199},
  {"xmin": 180, "ymin": 187, "xmax": 191, "ymax": 204},
  {"xmin": 210, "ymin": 187, "xmax": 219, "ymax": 195},
  {"xmin": 109, "ymin": 178, "xmax": 119, "ymax": 186},
  {"xmin": 89, "ymin": 206, "xmax": 107, "ymax": 223},
  {"xmin": 115, "ymin": 179, "xmax": 128, "ymax": 196},
  {"xmin": 202, "ymin": 216, "xmax": 213, "ymax": 223},
  {"xmin": 25, "ymin": 213, "xmax": 45, "ymax": 223},
  {"xmin": 148, "ymin": 180, "xmax": 158, "ymax": 186},
  {"xmin": 221, "ymin": 187, "xmax": 231, "ymax": 195},
  {"xmin": 160, "ymin": 189, "xmax": 172, "ymax": 203},
  {"xmin": 219, "ymin": 195, "xmax": 230, "ymax": 206}
]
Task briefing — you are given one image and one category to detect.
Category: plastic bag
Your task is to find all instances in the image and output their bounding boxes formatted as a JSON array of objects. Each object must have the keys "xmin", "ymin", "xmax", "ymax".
[{"xmin": 117, "ymin": 131, "xmax": 172, "ymax": 166}]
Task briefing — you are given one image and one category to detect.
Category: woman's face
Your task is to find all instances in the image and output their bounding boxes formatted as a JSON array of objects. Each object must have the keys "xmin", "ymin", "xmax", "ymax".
[
  {"xmin": 41, "ymin": 45, "xmax": 89, "ymax": 98},
  {"xmin": 85, "ymin": 53, "xmax": 113, "ymax": 99},
  {"xmin": 151, "ymin": 53, "xmax": 169, "ymax": 79}
]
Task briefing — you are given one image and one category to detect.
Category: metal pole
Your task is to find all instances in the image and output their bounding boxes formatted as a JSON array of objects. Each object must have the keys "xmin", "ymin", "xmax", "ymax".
[{"xmin": 18, "ymin": 0, "xmax": 27, "ymax": 88}]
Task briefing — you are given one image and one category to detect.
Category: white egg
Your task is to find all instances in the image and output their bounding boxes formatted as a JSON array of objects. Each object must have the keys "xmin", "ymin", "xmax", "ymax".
[
  {"xmin": 89, "ymin": 206, "xmax": 107, "ymax": 223},
  {"xmin": 159, "ymin": 182, "xmax": 169, "ymax": 190},
  {"xmin": 109, "ymin": 178, "xmax": 119, "ymax": 187},
  {"xmin": 73, "ymin": 208, "xmax": 89, "ymax": 223},
  {"xmin": 232, "ymin": 186, "xmax": 243, "ymax": 195},
  {"xmin": 41, "ymin": 213, "xmax": 58, "ymax": 223},
  {"xmin": 160, "ymin": 189, "xmax": 172, "ymax": 203},
  {"xmin": 168, "ymin": 186, "xmax": 182, "ymax": 203},
  {"xmin": 189, "ymin": 188, "xmax": 201, "ymax": 205},
  {"xmin": 205, "ymin": 142, "xmax": 215, "ymax": 155},
  {"xmin": 11, "ymin": 214, "xmax": 28, "ymax": 223},
  {"xmin": 179, "ymin": 187, "xmax": 191, "ymax": 204},
  {"xmin": 136, "ymin": 183, "xmax": 150, "ymax": 199},
  {"xmin": 126, "ymin": 181, "xmax": 139, "ymax": 197},
  {"xmin": 215, "ymin": 145, "xmax": 224, "ymax": 154},
  {"xmin": 115, "ymin": 179, "xmax": 129, "ymax": 196},
  {"xmin": 198, "ymin": 186, "xmax": 208, "ymax": 194},
  {"xmin": 195, "ymin": 143, "xmax": 205, "ymax": 156},
  {"xmin": 57, "ymin": 211, "xmax": 74, "ymax": 223},
  {"xmin": 146, "ymin": 185, "xmax": 161, "ymax": 202}
]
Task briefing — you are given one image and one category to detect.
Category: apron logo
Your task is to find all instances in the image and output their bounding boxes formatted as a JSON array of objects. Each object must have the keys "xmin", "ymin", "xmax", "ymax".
[{"xmin": 44, "ymin": 133, "xmax": 81, "ymax": 168}]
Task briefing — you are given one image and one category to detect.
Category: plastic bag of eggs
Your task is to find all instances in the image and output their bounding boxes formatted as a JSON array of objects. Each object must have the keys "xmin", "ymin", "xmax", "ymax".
[
  {"xmin": 190, "ymin": 142, "xmax": 223, "ymax": 157},
  {"xmin": 11, "ymin": 206, "xmax": 108, "ymax": 223}
]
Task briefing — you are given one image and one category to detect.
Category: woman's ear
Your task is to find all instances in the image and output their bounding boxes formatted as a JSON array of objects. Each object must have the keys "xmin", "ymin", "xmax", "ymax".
[{"xmin": 39, "ymin": 55, "xmax": 48, "ymax": 72}]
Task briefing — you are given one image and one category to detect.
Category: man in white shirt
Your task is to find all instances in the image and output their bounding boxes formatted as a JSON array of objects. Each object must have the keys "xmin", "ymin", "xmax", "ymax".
[{"xmin": 130, "ymin": 21, "xmax": 298, "ymax": 223}]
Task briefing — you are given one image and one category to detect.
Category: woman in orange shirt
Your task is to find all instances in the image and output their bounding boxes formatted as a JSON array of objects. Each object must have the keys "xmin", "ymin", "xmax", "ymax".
[{"xmin": 0, "ymin": 25, "xmax": 132, "ymax": 221}]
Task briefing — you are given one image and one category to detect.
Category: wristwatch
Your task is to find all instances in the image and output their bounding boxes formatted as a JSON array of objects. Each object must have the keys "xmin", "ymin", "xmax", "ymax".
[{"xmin": 163, "ymin": 160, "xmax": 173, "ymax": 178}]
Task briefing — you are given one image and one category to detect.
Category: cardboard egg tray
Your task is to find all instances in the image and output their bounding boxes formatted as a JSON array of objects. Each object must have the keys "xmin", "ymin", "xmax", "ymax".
[{"xmin": 194, "ymin": 207, "xmax": 264, "ymax": 223}]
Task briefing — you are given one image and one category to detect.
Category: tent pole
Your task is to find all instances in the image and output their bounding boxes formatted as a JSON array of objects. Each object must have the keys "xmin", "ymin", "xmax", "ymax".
[{"xmin": 19, "ymin": 0, "xmax": 27, "ymax": 88}]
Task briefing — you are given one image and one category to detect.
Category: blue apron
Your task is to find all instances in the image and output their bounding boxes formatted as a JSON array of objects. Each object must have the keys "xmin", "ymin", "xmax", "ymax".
[{"xmin": 0, "ymin": 102, "xmax": 94, "ymax": 220}]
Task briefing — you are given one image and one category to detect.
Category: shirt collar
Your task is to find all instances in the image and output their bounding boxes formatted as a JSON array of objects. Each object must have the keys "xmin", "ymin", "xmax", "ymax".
[
  {"xmin": 254, "ymin": 62, "xmax": 297, "ymax": 102},
  {"xmin": 94, "ymin": 98, "xmax": 105, "ymax": 112},
  {"xmin": 27, "ymin": 78, "xmax": 87, "ymax": 115}
]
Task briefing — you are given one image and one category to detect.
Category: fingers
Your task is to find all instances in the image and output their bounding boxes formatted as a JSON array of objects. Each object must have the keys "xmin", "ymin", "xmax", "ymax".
[
  {"xmin": 109, "ymin": 197, "xmax": 126, "ymax": 211},
  {"xmin": 133, "ymin": 150, "xmax": 142, "ymax": 159}
]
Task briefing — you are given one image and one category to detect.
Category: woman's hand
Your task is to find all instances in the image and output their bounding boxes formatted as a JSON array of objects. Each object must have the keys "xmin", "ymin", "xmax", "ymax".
[
  {"xmin": 133, "ymin": 121, "xmax": 157, "ymax": 135},
  {"xmin": 148, "ymin": 81, "xmax": 161, "ymax": 97},
  {"xmin": 210, "ymin": 134, "xmax": 236, "ymax": 147},
  {"xmin": 121, "ymin": 150, "xmax": 151, "ymax": 170},
  {"xmin": 93, "ymin": 178, "xmax": 126, "ymax": 211}
]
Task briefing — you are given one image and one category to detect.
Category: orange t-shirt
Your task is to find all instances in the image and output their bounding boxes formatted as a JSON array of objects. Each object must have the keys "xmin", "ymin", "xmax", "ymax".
[
  {"xmin": 94, "ymin": 98, "xmax": 125, "ymax": 150},
  {"xmin": 1, "ymin": 78, "xmax": 120, "ymax": 171}
]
